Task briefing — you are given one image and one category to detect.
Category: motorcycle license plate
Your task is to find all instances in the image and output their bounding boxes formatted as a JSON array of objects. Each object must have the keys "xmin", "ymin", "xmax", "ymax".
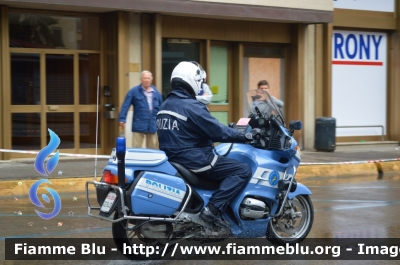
[{"xmin": 100, "ymin": 192, "xmax": 117, "ymax": 213}]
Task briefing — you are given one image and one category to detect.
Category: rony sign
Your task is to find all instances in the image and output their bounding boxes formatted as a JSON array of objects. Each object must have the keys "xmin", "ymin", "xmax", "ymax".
[
  {"xmin": 331, "ymin": 30, "xmax": 387, "ymax": 137},
  {"xmin": 333, "ymin": 31, "xmax": 384, "ymax": 65}
]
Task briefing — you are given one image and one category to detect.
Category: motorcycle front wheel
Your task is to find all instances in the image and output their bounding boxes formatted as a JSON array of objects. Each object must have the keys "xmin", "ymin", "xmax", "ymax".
[{"xmin": 266, "ymin": 195, "xmax": 314, "ymax": 245}]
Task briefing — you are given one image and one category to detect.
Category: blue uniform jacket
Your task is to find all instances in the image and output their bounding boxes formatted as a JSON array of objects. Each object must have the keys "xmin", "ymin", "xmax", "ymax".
[
  {"xmin": 157, "ymin": 87, "xmax": 247, "ymax": 172},
  {"xmin": 118, "ymin": 84, "xmax": 162, "ymax": 133}
]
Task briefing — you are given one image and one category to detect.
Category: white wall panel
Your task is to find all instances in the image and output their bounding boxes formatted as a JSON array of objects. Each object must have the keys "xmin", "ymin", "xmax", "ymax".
[
  {"xmin": 333, "ymin": 0, "xmax": 395, "ymax": 12},
  {"xmin": 332, "ymin": 30, "xmax": 387, "ymax": 137}
]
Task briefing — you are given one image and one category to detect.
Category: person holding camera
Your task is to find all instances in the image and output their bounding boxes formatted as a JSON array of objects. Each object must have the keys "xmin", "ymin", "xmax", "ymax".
[{"xmin": 250, "ymin": 80, "xmax": 284, "ymax": 117}]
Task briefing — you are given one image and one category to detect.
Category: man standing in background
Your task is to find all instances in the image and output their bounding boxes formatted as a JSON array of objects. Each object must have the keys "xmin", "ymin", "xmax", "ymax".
[
  {"xmin": 118, "ymin": 70, "xmax": 162, "ymax": 149},
  {"xmin": 250, "ymin": 79, "xmax": 284, "ymax": 117},
  {"xmin": 257, "ymin": 80, "xmax": 284, "ymax": 108}
]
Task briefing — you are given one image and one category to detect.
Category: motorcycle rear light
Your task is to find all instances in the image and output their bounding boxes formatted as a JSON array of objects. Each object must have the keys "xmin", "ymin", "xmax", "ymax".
[{"xmin": 103, "ymin": 170, "xmax": 127, "ymax": 185}]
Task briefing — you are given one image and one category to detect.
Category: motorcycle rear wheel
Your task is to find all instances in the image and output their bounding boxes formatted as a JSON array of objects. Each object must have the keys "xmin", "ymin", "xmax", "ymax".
[
  {"xmin": 112, "ymin": 213, "xmax": 172, "ymax": 260},
  {"xmin": 266, "ymin": 195, "xmax": 314, "ymax": 245}
]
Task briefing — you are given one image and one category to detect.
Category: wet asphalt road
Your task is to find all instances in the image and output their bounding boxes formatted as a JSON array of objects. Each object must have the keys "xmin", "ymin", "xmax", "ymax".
[{"xmin": 1, "ymin": 174, "xmax": 400, "ymax": 265}]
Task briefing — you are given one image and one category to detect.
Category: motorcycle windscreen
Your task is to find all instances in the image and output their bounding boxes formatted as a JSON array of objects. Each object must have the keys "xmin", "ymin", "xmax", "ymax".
[{"xmin": 130, "ymin": 172, "xmax": 187, "ymax": 215}]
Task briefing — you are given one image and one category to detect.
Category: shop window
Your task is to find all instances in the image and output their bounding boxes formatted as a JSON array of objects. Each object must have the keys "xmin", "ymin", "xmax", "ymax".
[
  {"xmin": 9, "ymin": 12, "xmax": 99, "ymax": 50},
  {"xmin": 46, "ymin": 54, "xmax": 73, "ymax": 105},
  {"xmin": 8, "ymin": 11, "xmax": 101, "ymax": 154},
  {"xmin": 210, "ymin": 112, "xmax": 228, "ymax": 126},
  {"xmin": 209, "ymin": 46, "xmax": 229, "ymax": 104},
  {"xmin": 162, "ymin": 39, "xmax": 200, "ymax": 100},
  {"xmin": 46, "ymin": 113, "xmax": 74, "ymax": 149},
  {"xmin": 242, "ymin": 46, "xmax": 285, "ymax": 118},
  {"xmin": 80, "ymin": 112, "xmax": 100, "ymax": 148},
  {"xmin": 244, "ymin": 46, "xmax": 284, "ymax": 58},
  {"xmin": 11, "ymin": 53, "xmax": 40, "ymax": 105},
  {"xmin": 12, "ymin": 113, "xmax": 41, "ymax": 150},
  {"xmin": 79, "ymin": 53, "xmax": 100, "ymax": 104}
]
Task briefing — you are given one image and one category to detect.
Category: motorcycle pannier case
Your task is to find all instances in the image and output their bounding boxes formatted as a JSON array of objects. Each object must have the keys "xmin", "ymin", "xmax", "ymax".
[{"xmin": 130, "ymin": 172, "xmax": 187, "ymax": 216}]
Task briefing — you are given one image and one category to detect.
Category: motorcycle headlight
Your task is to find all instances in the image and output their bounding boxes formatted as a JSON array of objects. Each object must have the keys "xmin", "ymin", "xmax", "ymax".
[{"xmin": 285, "ymin": 137, "xmax": 292, "ymax": 149}]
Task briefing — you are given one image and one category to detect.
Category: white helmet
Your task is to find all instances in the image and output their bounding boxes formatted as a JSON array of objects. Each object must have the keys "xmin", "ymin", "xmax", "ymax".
[
  {"xmin": 171, "ymin": 61, "xmax": 204, "ymax": 96},
  {"xmin": 201, "ymin": 70, "xmax": 207, "ymax": 81},
  {"xmin": 196, "ymin": 83, "xmax": 213, "ymax": 105}
]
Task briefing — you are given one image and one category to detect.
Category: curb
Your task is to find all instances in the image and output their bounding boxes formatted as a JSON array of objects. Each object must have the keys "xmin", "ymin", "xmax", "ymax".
[{"xmin": 296, "ymin": 160, "xmax": 400, "ymax": 180}]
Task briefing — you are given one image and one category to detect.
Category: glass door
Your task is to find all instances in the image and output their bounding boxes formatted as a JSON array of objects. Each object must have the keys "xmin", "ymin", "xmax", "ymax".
[
  {"xmin": 8, "ymin": 11, "xmax": 101, "ymax": 157},
  {"xmin": 10, "ymin": 51, "xmax": 101, "ymax": 153},
  {"xmin": 242, "ymin": 46, "xmax": 285, "ymax": 118},
  {"xmin": 161, "ymin": 39, "xmax": 200, "ymax": 100}
]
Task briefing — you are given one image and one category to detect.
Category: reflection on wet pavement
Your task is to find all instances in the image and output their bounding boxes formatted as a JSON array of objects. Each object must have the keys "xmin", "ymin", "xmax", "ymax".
[{"xmin": 0, "ymin": 175, "xmax": 399, "ymax": 265}]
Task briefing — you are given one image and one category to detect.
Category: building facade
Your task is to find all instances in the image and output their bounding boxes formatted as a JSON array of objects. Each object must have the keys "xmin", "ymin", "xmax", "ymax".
[
  {"xmin": 0, "ymin": 0, "xmax": 398, "ymax": 160},
  {"xmin": 331, "ymin": 0, "xmax": 399, "ymax": 144}
]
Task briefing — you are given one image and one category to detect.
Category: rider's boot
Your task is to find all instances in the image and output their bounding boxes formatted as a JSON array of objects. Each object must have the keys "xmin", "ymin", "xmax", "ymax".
[{"xmin": 199, "ymin": 204, "xmax": 231, "ymax": 231}]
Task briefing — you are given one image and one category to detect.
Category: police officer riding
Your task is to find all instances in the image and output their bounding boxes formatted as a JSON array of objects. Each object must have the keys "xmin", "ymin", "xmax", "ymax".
[{"xmin": 157, "ymin": 61, "xmax": 253, "ymax": 231}]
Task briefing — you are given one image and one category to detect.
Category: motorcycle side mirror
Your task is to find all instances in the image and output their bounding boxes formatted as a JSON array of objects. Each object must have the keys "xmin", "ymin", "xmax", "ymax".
[
  {"xmin": 289, "ymin": 121, "xmax": 302, "ymax": 135},
  {"xmin": 290, "ymin": 120, "xmax": 302, "ymax": 131}
]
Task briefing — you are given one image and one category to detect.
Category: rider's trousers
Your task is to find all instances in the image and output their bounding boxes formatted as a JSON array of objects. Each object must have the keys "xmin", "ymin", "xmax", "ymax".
[{"xmin": 197, "ymin": 156, "xmax": 252, "ymax": 213}]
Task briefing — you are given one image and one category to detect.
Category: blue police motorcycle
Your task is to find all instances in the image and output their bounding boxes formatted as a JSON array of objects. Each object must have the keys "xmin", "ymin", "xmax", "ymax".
[{"xmin": 86, "ymin": 89, "xmax": 313, "ymax": 258}]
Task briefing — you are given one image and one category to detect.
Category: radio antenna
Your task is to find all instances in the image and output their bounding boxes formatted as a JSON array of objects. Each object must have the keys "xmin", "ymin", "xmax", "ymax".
[{"xmin": 94, "ymin": 75, "xmax": 100, "ymax": 182}]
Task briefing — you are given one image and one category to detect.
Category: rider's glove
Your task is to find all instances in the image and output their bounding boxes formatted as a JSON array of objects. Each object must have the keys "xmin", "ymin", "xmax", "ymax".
[{"xmin": 245, "ymin": 128, "xmax": 262, "ymax": 142}]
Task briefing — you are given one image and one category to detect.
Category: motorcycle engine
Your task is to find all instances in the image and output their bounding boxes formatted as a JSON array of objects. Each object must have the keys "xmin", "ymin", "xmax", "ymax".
[
  {"xmin": 140, "ymin": 221, "xmax": 196, "ymax": 240},
  {"xmin": 140, "ymin": 222, "xmax": 171, "ymax": 238},
  {"xmin": 240, "ymin": 197, "xmax": 269, "ymax": 219}
]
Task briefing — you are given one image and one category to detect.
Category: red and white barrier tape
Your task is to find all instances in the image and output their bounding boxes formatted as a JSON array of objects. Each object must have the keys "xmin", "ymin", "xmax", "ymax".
[
  {"xmin": 1, "ymin": 149, "xmax": 400, "ymax": 165},
  {"xmin": 300, "ymin": 158, "xmax": 400, "ymax": 166},
  {"xmin": 0, "ymin": 149, "xmax": 109, "ymax": 159}
]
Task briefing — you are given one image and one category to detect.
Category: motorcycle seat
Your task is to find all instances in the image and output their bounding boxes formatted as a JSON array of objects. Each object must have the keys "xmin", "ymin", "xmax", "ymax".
[{"xmin": 169, "ymin": 162, "xmax": 220, "ymax": 190}]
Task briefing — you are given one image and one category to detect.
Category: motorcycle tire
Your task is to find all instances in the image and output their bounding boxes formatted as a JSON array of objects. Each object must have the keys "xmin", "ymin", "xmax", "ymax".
[
  {"xmin": 112, "ymin": 212, "xmax": 174, "ymax": 260},
  {"xmin": 112, "ymin": 215, "xmax": 146, "ymax": 260},
  {"xmin": 266, "ymin": 195, "xmax": 314, "ymax": 245}
]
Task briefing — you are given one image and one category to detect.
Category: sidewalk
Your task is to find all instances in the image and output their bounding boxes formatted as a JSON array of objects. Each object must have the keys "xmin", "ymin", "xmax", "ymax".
[
  {"xmin": 298, "ymin": 145, "xmax": 400, "ymax": 180},
  {"xmin": 0, "ymin": 145, "xmax": 399, "ymax": 181}
]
